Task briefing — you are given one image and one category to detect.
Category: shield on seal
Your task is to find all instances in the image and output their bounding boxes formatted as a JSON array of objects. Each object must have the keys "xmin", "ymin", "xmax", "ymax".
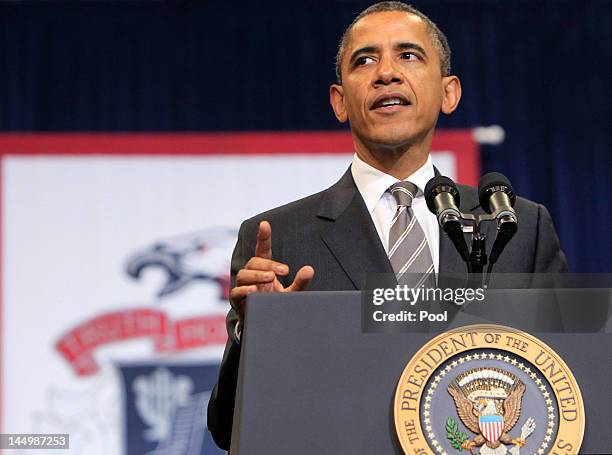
[{"xmin": 479, "ymin": 415, "xmax": 504, "ymax": 443}]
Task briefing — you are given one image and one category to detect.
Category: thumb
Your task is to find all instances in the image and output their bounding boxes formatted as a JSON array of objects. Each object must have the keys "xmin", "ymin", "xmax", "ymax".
[{"xmin": 287, "ymin": 265, "xmax": 315, "ymax": 292}]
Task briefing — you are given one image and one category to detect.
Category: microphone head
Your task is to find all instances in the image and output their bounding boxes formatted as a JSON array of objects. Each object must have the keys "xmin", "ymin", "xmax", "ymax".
[
  {"xmin": 478, "ymin": 172, "xmax": 516, "ymax": 213},
  {"xmin": 424, "ymin": 175, "xmax": 460, "ymax": 214}
]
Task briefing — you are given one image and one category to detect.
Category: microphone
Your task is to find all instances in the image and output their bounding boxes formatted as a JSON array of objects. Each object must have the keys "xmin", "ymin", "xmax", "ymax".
[
  {"xmin": 425, "ymin": 176, "xmax": 470, "ymax": 262},
  {"xmin": 478, "ymin": 172, "xmax": 517, "ymax": 226},
  {"xmin": 425, "ymin": 176, "xmax": 461, "ymax": 227},
  {"xmin": 478, "ymin": 172, "xmax": 518, "ymax": 266}
]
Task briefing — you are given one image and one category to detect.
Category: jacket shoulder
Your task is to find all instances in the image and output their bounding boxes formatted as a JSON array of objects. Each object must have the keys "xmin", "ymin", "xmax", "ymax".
[{"xmin": 244, "ymin": 189, "xmax": 327, "ymax": 226}]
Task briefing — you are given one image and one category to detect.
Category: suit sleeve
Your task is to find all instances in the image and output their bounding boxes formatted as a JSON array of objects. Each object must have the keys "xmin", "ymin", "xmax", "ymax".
[
  {"xmin": 534, "ymin": 204, "xmax": 569, "ymax": 272},
  {"xmin": 207, "ymin": 219, "xmax": 256, "ymax": 450}
]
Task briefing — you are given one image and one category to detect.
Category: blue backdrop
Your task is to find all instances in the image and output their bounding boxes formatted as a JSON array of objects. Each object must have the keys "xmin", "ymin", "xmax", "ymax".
[{"xmin": 1, "ymin": 0, "xmax": 610, "ymax": 272}]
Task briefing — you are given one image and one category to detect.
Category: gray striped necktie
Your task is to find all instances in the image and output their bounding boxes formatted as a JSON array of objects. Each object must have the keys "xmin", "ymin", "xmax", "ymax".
[{"xmin": 388, "ymin": 181, "xmax": 436, "ymax": 288}]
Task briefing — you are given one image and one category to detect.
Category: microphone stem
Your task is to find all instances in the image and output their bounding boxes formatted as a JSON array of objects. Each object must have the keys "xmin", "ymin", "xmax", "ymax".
[
  {"xmin": 469, "ymin": 233, "xmax": 487, "ymax": 273},
  {"xmin": 468, "ymin": 230, "xmax": 487, "ymax": 288}
]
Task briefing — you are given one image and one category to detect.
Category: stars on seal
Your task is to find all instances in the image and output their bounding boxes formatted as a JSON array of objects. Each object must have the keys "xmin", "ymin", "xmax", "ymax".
[{"xmin": 420, "ymin": 350, "xmax": 559, "ymax": 455}]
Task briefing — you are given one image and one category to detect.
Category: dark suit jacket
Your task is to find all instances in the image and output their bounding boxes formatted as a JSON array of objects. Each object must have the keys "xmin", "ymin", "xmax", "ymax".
[{"xmin": 207, "ymin": 168, "xmax": 568, "ymax": 450}]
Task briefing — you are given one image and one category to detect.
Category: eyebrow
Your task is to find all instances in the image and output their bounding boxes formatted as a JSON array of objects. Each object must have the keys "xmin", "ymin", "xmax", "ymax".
[
  {"xmin": 348, "ymin": 41, "xmax": 428, "ymax": 65},
  {"xmin": 396, "ymin": 42, "xmax": 428, "ymax": 57}
]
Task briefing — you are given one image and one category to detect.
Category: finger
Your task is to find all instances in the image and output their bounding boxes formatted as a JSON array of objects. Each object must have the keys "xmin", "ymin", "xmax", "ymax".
[
  {"xmin": 245, "ymin": 257, "xmax": 289, "ymax": 275},
  {"xmin": 286, "ymin": 265, "xmax": 315, "ymax": 292},
  {"xmin": 236, "ymin": 269, "xmax": 276, "ymax": 286},
  {"xmin": 254, "ymin": 221, "xmax": 272, "ymax": 260},
  {"xmin": 229, "ymin": 285, "xmax": 258, "ymax": 308}
]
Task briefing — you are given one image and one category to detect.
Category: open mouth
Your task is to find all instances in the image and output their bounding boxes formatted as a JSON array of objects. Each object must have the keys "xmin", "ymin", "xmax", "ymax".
[{"xmin": 370, "ymin": 95, "xmax": 411, "ymax": 111}]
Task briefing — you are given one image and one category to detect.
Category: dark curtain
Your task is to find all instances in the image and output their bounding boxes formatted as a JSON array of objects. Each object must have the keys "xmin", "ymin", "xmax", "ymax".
[{"xmin": 1, "ymin": 0, "xmax": 610, "ymax": 272}]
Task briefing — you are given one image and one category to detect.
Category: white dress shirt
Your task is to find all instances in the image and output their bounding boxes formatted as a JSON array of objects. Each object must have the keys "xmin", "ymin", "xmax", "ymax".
[{"xmin": 350, "ymin": 153, "xmax": 440, "ymax": 273}]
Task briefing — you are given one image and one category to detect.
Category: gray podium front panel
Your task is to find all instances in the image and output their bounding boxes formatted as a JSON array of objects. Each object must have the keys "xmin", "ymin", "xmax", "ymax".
[{"xmin": 231, "ymin": 291, "xmax": 611, "ymax": 454}]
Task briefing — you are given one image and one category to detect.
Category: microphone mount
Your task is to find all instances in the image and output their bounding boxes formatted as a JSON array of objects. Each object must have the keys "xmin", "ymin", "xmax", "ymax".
[{"xmin": 425, "ymin": 173, "xmax": 519, "ymax": 287}]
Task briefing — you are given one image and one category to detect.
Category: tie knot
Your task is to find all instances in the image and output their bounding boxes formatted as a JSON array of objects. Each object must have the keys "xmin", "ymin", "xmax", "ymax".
[{"xmin": 389, "ymin": 181, "xmax": 418, "ymax": 207}]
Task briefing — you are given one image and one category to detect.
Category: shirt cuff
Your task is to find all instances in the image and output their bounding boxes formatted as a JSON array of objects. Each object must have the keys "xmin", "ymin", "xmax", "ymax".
[{"xmin": 234, "ymin": 321, "xmax": 242, "ymax": 343}]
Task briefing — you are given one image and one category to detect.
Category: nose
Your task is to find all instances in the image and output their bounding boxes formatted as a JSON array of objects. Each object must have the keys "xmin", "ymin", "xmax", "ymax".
[{"xmin": 373, "ymin": 54, "xmax": 403, "ymax": 87}]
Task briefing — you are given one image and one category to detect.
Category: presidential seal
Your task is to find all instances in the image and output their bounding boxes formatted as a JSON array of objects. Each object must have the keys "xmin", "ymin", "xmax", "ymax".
[{"xmin": 394, "ymin": 325, "xmax": 584, "ymax": 455}]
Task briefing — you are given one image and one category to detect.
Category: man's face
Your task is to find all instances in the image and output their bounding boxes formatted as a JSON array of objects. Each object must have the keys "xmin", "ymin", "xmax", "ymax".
[{"xmin": 330, "ymin": 11, "xmax": 460, "ymax": 150}]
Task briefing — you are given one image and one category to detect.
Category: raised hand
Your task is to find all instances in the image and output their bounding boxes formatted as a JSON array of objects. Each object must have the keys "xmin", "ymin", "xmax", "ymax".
[{"xmin": 230, "ymin": 221, "xmax": 315, "ymax": 323}]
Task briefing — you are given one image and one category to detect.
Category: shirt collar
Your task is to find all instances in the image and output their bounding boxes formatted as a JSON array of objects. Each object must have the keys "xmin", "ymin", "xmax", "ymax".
[{"xmin": 351, "ymin": 153, "xmax": 435, "ymax": 214}]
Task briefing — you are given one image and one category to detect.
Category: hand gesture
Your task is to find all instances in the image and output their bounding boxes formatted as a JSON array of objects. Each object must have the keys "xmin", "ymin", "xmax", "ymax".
[{"xmin": 230, "ymin": 221, "xmax": 315, "ymax": 323}]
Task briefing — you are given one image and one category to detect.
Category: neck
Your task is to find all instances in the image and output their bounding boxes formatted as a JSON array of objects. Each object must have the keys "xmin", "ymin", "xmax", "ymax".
[{"xmin": 353, "ymin": 133, "xmax": 433, "ymax": 180}]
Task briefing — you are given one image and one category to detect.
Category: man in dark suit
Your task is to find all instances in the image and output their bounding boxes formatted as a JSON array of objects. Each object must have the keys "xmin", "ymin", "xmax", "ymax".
[{"xmin": 207, "ymin": 2, "xmax": 567, "ymax": 450}]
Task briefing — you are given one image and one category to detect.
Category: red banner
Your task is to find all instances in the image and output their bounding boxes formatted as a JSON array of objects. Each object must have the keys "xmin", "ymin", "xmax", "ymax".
[{"xmin": 55, "ymin": 309, "xmax": 227, "ymax": 376}]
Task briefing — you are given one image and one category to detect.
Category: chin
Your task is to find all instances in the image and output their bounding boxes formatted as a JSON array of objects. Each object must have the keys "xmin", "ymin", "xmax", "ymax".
[{"xmin": 369, "ymin": 129, "xmax": 418, "ymax": 149}]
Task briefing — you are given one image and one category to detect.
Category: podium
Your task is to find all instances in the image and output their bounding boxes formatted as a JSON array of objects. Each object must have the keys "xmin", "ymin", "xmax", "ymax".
[{"xmin": 230, "ymin": 291, "xmax": 612, "ymax": 454}]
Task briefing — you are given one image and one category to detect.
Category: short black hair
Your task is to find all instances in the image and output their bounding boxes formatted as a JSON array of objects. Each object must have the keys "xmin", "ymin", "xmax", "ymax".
[{"xmin": 335, "ymin": 1, "xmax": 451, "ymax": 84}]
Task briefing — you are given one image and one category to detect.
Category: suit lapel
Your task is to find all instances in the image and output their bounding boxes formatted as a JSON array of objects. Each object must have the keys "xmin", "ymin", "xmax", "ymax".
[
  {"xmin": 439, "ymin": 232, "xmax": 466, "ymax": 274},
  {"xmin": 317, "ymin": 168, "xmax": 495, "ymax": 286},
  {"xmin": 318, "ymin": 169, "xmax": 393, "ymax": 289}
]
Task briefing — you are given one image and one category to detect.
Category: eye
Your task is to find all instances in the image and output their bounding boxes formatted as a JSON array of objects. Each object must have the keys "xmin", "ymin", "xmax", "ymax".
[
  {"xmin": 401, "ymin": 52, "xmax": 420, "ymax": 61},
  {"xmin": 354, "ymin": 56, "xmax": 375, "ymax": 66}
]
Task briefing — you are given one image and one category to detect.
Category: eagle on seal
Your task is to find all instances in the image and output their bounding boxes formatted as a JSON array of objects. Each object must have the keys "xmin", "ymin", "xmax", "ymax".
[{"xmin": 447, "ymin": 368, "xmax": 529, "ymax": 454}]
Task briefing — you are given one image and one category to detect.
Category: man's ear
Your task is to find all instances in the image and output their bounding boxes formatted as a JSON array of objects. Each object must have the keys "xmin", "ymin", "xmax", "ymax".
[
  {"xmin": 329, "ymin": 84, "xmax": 348, "ymax": 123},
  {"xmin": 441, "ymin": 75, "xmax": 462, "ymax": 114}
]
